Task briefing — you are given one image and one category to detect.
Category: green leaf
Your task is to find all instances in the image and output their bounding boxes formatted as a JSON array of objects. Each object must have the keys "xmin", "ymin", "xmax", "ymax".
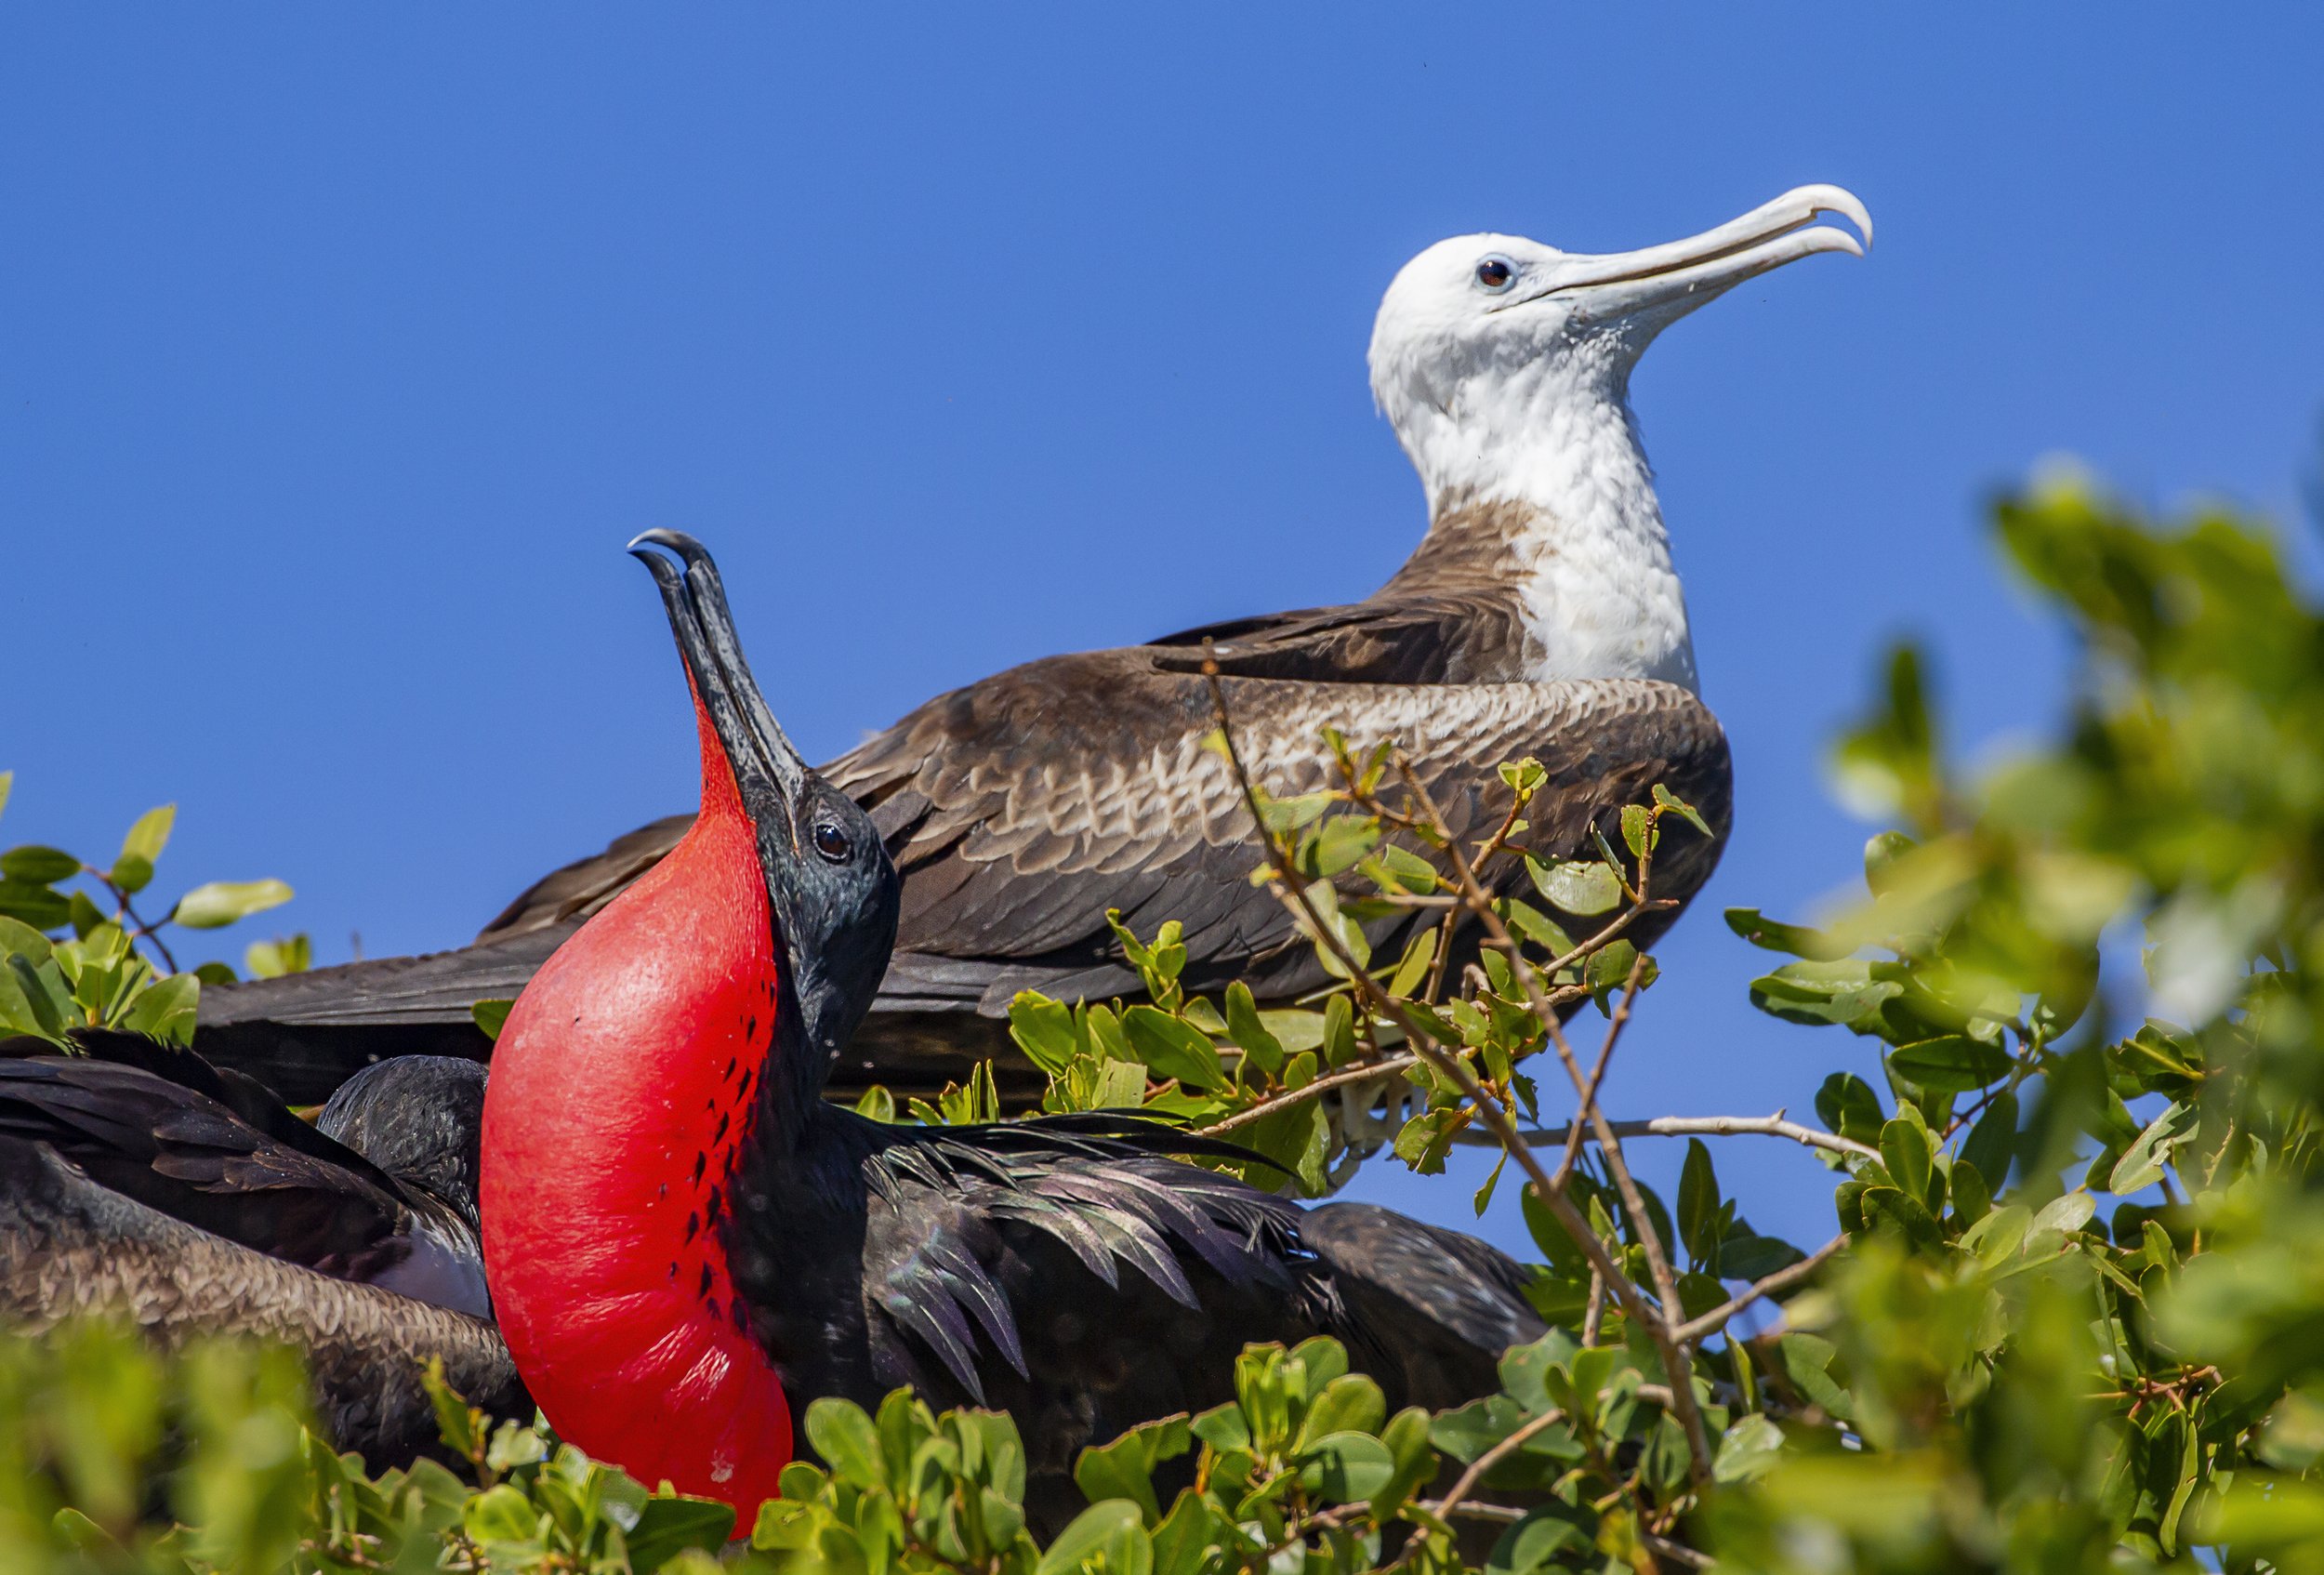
[
  {"xmin": 2108, "ymin": 1099, "xmax": 2198, "ymax": 1196},
  {"xmin": 172, "ymin": 879, "xmax": 294, "ymax": 930},
  {"xmin": 1297, "ymin": 1431, "xmax": 1395, "ymax": 1502},
  {"xmin": 1860, "ymin": 1185, "xmax": 1944, "ymax": 1248},
  {"xmin": 1585, "ymin": 939, "xmax": 1651, "ymax": 1006},
  {"xmin": 1486, "ymin": 1504, "xmax": 1590, "ymax": 1575},
  {"xmin": 1712, "ymin": 1413, "xmax": 1786, "ymax": 1485},
  {"xmin": 110, "ymin": 854, "xmax": 153, "ymax": 896},
  {"xmin": 1298, "ymin": 1373, "xmax": 1387, "ymax": 1446},
  {"xmin": 0, "ymin": 772, "xmax": 11, "ymax": 824},
  {"xmin": 1719, "ymin": 1233, "xmax": 1806, "ymax": 1280},
  {"xmin": 1723, "ymin": 907, "xmax": 1853, "ymax": 960},
  {"xmin": 463, "ymin": 1484, "xmax": 538, "ymax": 1544},
  {"xmin": 627, "ymin": 1498, "xmax": 739, "ymax": 1570},
  {"xmin": 471, "ymin": 999, "xmax": 514, "ymax": 1041},
  {"xmin": 1748, "ymin": 960, "xmax": 1902, "ymax": 1034},
  {"xmin": 1520, "ymin": 1184, "xmax": 1592, "ymax": 1277},
  {"xmin": 1393, "ymin": 1106, "xmax": 1465, "ymax": 1174},
  {"xmin": 1776, "ymin": 1333, "xmax": 1853, "ymax": 1419},
  {"xmin": 119, "ymin": 805, "xmax": 175, "ymax": 867},
  {"xmin": 0, "ymin": 881, "xmax": 71, "ymax": 930},
  {"xmin": 1431, "ymin": 1395, "xmax": 1527, "ymax": 1464},
  {"xmin": 1888, "ymin": 1034, "xmax": 2012, "ymax": 1092},
  {"xmin": 0, "ymin": 915, "xmax": 53, "ymax": 966},
  {"xmin": 1651, "ymin": 783, "xmax": 1713, "ymax": 839},
  {"xmin": 1525, "ymin": 857, "xmax": 1622, "ymax": 917},
  {"xmin": 3, "ymin": 953, "xmax": 72, "ymax": 1039},
  {"xmin": 1254, "ymin": 1008, "xmax": 1325, "ymax": 1056},
  {"xmin": 1037, "ymin": 1500, "xmax": 1151, "ymax": 1575},
  {"xmin": 1364, "ymin": 842, "xmax": 1441, "ymax": 895},
  {"xmin": 2030, "ymin": 1190, "xmax": 2095, "ymax": 1238},
  {"xmin": 1677, "ymin": 1139, "xmax": 1719, "ymax": 1264},
  {"xmin": 1619, "ymin": 802, "xmax": 1652, "ymax": 859},
  {"xmin": 1075, "ymin": 1416, "xmax": 1189, "ymax": 1527},
  {"xmin": 1815, "ymin": 1072, "xmax": 1885, "ymax": 1147},
  {"xmin": 1878, "ymin": 1112, "xmax": 1934, "ymax": 1205},
  {"xmin": 1119, "ymin": 1005, "xmax": 1225, "ymax": 1091},
  {"xmin": 1499, "ymin": 899, "xmax": 1575, "ymax": 959},
  {"xmin": 1960, "ymin": 1089, "xmax": 2019, "ymax": 1192},
  {"xmin": 1372, "ymin": 1407, "xmax": 1438, "ymax": 1515},
  {"xmin": 244, "ymin": 933, "xmax": 310, "ymax": 980},
  {"xmin": 121, "ymin": 973, "xmax": 199, "ymax": 1046},
  {"xmin": 1472, "ymin": 1150, "xmax": 1507, "ymax": 1216},
  {"xmin": 1862, "ymin": 828, "xmax": 1915, "ymax": 894},
  {"xmin": 1499, "ymin": 759, "xmax": 1547, "ymax": 796},
  {"xmin": 1386, "ymin": 926, "xmax": 1437, "ymax": 998},
  {"xmin": 1255, "ymin": 791, "xmax": 1333, "ymax": 834},
  {"xmin": 1948, "ymin": 1154, "xmax": 1992, "ymax": 1225},
  {"xmin": 803, "ymin": 1397, "xmax": 885, "ymax": 1488},
  {"xmin": 1218, "ymin": 982, "xmax": 1283, "ymax": 1076},
  {"xmin": 0, "ymin": 845, "xmax": 81, "ymax": 884},
  {"xmin": 1009, "ymin": 993, "xmax": 1083, "ymax": 1076},
  {"xmin": 1297, "ymin": 814, "xmax": 1380, "ymax": 879},
  {"xmin": 1148, "ymin": 1490, "xmax": 1224, "ymax": 1575}
]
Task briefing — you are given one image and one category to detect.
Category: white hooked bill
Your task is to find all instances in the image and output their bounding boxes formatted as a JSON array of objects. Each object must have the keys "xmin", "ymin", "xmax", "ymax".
[{"xmin": 1367, "ymin": 185, "xmax": 1871, "ymax": 693}]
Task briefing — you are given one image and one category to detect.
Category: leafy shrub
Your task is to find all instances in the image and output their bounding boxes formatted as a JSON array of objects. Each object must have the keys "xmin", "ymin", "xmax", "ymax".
[{"xmin": 8, "ymin": 472, "xmax": 2324, "ymax": 1571}]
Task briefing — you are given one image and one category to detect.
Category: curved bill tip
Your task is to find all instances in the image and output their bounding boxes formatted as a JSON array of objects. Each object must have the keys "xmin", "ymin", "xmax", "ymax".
[
  {"xmin": 1789, "ymin": 182, "xmax": 1873, "ymax": 252},
  {"xmin": 627, "ymin": 527, "xmax": 713, "ymax": 564}
]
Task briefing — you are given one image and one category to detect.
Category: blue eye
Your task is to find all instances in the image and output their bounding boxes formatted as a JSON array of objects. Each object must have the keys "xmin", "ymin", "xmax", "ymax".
[{"xmin": 1474, "ymin": 256, "xmax": 1516, "ymax": 292}]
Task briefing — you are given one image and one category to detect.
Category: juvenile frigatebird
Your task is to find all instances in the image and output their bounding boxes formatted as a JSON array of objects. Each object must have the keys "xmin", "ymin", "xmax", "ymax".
[
  {"xmin": 482, "ymin": 534, "xmax": 1549, "ymax": 1525},
  {"xmin": 197, "ymin": 185, "xmax": 1870, "ymax": 1105},
  {"xmin": 0, "ymin": 1039, "xmax": 525, "ymax": 1464}
]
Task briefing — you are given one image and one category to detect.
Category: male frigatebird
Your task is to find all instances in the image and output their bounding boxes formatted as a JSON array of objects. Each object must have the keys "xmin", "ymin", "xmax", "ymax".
[
  {"xmin": 0, "ymin": 1039, "xmax": 525, "ymax": 1464},
  {"xmin": 482, "ymin": 533, "xmax": 1547, "ymax": 1525},
  {"xmin": 199, "ymin": 185, "xmax": 1869, "ymax": 1108}
]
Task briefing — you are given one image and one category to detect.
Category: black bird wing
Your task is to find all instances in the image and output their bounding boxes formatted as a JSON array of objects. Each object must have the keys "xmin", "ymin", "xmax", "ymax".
[
  {"xmin": 0, "ymin": 1034, "xmax": 489, "ymax": 1317},
  {"xmin": 733, "ymin": 1106, "xmax": 1543, "ymax": 1524},
  {"xmin": 0, "ymin": 1134, "xmax": 523, "ymax": 1467}
]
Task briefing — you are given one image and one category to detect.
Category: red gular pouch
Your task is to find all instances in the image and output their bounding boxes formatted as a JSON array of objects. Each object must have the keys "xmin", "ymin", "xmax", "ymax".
[{"xmin": 482, "ymin": 684, "xmax": 794, "ymax": 1515}]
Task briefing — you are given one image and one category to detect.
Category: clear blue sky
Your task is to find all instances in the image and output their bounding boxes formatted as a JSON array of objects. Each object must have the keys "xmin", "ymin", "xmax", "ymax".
[{"xmin": 7, "ymin": 7, "xmax": 2321, "ymax": 1257}]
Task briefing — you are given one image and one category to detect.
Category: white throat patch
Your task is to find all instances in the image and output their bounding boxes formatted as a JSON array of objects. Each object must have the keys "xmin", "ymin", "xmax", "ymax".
[{"xmin": 1382, "ymin": 338, "xmax": 1698, "ymax": 693}]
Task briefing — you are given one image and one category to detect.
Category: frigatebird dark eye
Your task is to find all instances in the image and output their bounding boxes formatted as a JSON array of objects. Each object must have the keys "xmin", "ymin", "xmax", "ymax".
[
  {"xmin": 1474, "ymin": 256, "xmax": 1516, "ymax": 293},
  {"xmin": 812, "ymin": 822, "xmax": 851, "ymax": 863}
]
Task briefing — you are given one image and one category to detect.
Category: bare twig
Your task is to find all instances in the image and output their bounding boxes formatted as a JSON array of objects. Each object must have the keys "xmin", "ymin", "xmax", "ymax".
[
  {"xmin": 1644, "ymin": 1533, "xmax": 1715, "ymax": 1570},
  {"xmin": 1552, "ymin": 952, "xmax": 1646, "ymax": 1188},
  {"xmin": 1476, "ymin": 1111, "xmax": 1879, "ymax": 1165},
  {"xmin": 94, "ymin": 871, "xmax": 180, "ymax": 973},
  {"xmin": 1673, "ymin": 1235, "xmax": 1847, "ymax": 1345},
  {"xmin": 1196, "ymin": 1053, "xmax": 1420, "ymax": 1137},
  {"xmin": 1431, "ymin": 1407, "xmax": 1568, "ymax": 1529}
]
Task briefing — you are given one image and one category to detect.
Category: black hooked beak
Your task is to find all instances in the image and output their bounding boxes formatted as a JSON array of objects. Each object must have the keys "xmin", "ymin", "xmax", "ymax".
[
  {"xmin": 628, "ymin": 529, "xmax": 811, "ymax": 841},
  {"xmin": 626, "ymin": 529, "xmax": 903, "ymax": 1101}
]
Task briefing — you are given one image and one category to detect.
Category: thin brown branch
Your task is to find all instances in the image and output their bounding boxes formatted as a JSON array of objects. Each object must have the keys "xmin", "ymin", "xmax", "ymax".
[
  {"xmin": 1473, "ymin": 1111, "xmax": 1880, "ymax": 1164},
  {"xmin": 1553, "ymin": 952, "xmax": 1646, "ymax": 1188},
  {"xmin": 1196, "ymin": 1053, "xmax": 1420, "ymax": 1137},
  {"xmin": 1644, "ymin": 1533, "xmax": 1714, "ymax": 1570},
  {"xmin": 1432, "ymin": 1406, "xmax": 1568, "ymax": 1529},
  {"xmin": 1674, "ymin": 1234, "xmax": 1847, "ymax": 1345}
]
